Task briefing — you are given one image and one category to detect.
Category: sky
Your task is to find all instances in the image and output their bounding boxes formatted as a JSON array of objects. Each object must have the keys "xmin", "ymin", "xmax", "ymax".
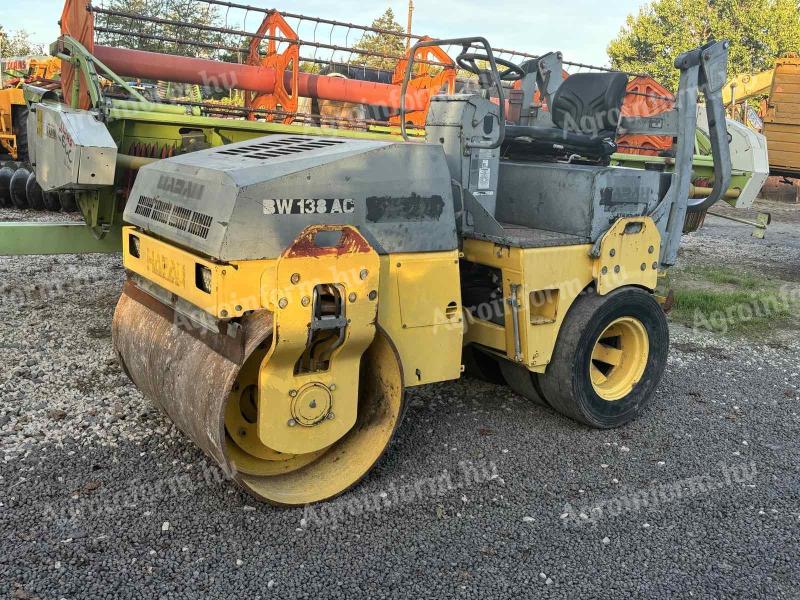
[{"xmin": 3, "ymin": 0, "xmax": 650, "ymax": 67}]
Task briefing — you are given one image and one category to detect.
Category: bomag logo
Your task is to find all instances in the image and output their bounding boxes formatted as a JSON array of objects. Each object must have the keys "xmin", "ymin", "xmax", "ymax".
[
  {"xmin": 156, "ymin": 175, "xmax": 205, "ymax": 201},
  {"xmin": 145, "ymin": 249, "xmax": 186, "ymax": 288}
]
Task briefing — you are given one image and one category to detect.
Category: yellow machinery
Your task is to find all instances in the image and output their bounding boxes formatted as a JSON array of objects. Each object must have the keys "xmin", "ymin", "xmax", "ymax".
[
  {"xmin": 725, "ymin": 55, "xmax": 800, "ymax": 201},
  {"xmin": 0, "ymin": 87, "xmax": 24, "ymax": 159},
  {"xmin": 0, "ymin": 56, "xmax": 60, "ymax": 161},
  {"xmin": 101, "ymin": 37, "xmax": 734, "ymax": 505},
  {"xmin": 763, "ymin": 56, "xmax": 800, "ymax": 178}
]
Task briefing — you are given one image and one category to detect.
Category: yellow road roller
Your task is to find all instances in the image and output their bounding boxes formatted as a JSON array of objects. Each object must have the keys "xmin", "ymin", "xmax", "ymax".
[{"xmin": 112, "ymin": 38, "xmax": 733, "ymax": 505}]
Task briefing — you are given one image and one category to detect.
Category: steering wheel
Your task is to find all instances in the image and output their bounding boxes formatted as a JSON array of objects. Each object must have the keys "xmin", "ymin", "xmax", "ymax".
[{"xmin": 455, "ymin": 51, "xmax": 525, "ymax": 82}]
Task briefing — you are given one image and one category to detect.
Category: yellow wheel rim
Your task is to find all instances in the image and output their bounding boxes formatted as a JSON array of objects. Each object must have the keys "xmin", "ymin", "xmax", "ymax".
[
  {"xmin": 224, "ymin": 347, "xmax": 330, "ymax": 477},
  {"xmin": 589, "ymin": 317, "xmax": 649, "ymax": 401},
  {"xmin": 222, "ymin": 330, "xmax": 405, "ymax": 503}
]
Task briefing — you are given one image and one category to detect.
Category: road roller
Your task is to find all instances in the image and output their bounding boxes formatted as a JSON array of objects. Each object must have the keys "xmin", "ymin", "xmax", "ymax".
[{"xmin": 111, "ymin": 38, "xmax": 733, "ymax": 505}]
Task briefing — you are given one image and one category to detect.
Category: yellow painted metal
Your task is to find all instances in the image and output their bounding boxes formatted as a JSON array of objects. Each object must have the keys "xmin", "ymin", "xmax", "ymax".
[
  {"xmin": 463, "ymin": 218, "xmax": 660, "ymax": 372},
  {"xmin": 465, "ymin": 318, "xmax": 506, "ymax": 352},
  {"xmin": 764, "ymin": 56, "xmax": 800, "ymax": 175},
  {"xmin": 122, "ymin": 226, "xmax": 272, "ymax": 318},
  {"xmin": 593, "ymin": 217, "xmax": 660, "ymax": 296},
  {"xmin": 0, "ymin": 88, "xmax": 23, "ymax": 159},
  {"xmin": 589, "ymin": 316, "xmax": 650, "ymax": 401},
  {"xmin": 723, "ymin": 68, "xmax": 775, "ymax": 106},
  {"xmin": 463, "ymin": 240, "xmax": 594, "ymax": 371},
  {"xmin": 240, "ymin": 329, "xmax": 405, "ymax": 505},
  {"xmin": 257, "ymin": 226, "xmax": 380, "ymax": 455},
  {"xmin": 377, "ymin": 251, "xmax": 463, "ymax": 387},
  {"xmin": 224, "ymin": 344, "xmax": 330, "ymax": 476},
  {"xmin": 122, "ymin": 226, "xmax": 463, "ymax": 392}
]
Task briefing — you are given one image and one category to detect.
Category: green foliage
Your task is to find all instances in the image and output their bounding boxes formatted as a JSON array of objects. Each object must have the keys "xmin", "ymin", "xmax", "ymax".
[
  {"xmin": 353, "ymin": 8, "xmax": 406, "ymax": 71},
  {"xmin": 608, "ymin": 0, "xmax": 800, "ymax": 90},
  {"xmin": 96, "ymin": 0, "xmax": 236, "ymax": 60},
  {"xmin": 0, "ymin": 27, "xmax": 46, "ymax": 58},
  {"xmin": 300, "ymin": 62, "xmax": 322, "ymax": 74}
]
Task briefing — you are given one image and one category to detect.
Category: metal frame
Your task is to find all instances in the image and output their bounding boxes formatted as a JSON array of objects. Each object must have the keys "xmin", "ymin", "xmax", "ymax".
[{"xmin": 400, "ymin": 36, "xmax": 505, "ymax": 147}]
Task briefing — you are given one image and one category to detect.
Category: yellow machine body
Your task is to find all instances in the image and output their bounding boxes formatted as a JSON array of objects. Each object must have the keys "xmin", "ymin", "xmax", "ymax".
[
  {"xmin": 0, "ymin": 87, "xmax": 24, "ymax": 159},
  {"xmin": 724, "ymin": 55, "xmax": 800, "ymax": 177},
  {"xmin": 463, "ymin": 217, "xmax": 661, "ymax": 373}
]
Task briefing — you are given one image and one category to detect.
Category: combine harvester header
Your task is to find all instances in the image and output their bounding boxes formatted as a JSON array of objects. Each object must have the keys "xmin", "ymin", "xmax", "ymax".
[{"xmin": 0, "ymin": 0, "xmax": 768, "ymax": 253}]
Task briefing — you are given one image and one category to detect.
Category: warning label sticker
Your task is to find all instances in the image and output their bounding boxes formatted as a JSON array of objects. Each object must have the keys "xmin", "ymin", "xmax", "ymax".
[{"xmin": 478, "ymin": 159, "xmax": 491, "ymax": 190}]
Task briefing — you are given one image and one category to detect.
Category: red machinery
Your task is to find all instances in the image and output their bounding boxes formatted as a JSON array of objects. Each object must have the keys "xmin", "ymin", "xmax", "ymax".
[
  {"xmin": 61, "ymin": 0, "xmax": 454, "ymax": 121},
  {"xmin": 617, "ymin": 76, "xmax": 675, "ymax": 156},
  {"xmin": 245, "ymin": 11, "xmax": 299, "ymax": 123},
  {"xmin": 59, "ymin": 0, "xmax": 674, "ymax": 141},
  {"xmin": 390, "ymin": 37, "xmax": 457, "ymax": 126}
]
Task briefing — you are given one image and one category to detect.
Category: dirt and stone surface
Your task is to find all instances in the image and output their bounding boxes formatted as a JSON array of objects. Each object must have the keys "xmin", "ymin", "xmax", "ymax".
[{"xmin": 1, "ymin": 201, "xmax": 798, "ymax": 599}]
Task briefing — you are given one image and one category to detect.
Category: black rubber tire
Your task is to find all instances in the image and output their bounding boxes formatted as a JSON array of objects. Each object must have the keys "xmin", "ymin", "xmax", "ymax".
[
  {"xmin": 59, "ymin": 191, "xmax": 79, "ymax": 212},
  {"xmin": 41, "ymin": 184, "xmax": 61, "ymax": 211},
  {"xmin": 13, "ymin": 106, "xmax": 29, "ymax": 163},
  {"xmin": 0, "ymin": 166, "xmax": 14, "ymax": 207},
  {"xmin": 498, "ymin": 360, "xmax": 548, "ymax": 407},
  {"xmin": 43, "ymin": 192, "xmax": 61, "ymax": 211},
  {"xmin": 25, "ymin": 172, "xmax": 45, "ymax": 210},
  {"xmin": 539, "ymin": 287, "xmax": 669, "ymax": 429},
  {"xmin": 10, "ymin": 167, "xmax": 30, "ymax": 209},
  {"xmin": 462, "ymin": 345, "xmax": 506, "ymax": 385}
]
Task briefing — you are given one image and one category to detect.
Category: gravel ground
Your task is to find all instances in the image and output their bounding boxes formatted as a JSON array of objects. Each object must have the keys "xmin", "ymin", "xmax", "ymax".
[{"xmin": 1, "ymin": 202, "xmax": 799, "ymax": 599}]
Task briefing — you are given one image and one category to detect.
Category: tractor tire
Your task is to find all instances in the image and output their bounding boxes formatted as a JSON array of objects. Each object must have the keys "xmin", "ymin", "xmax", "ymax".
[
  {"xmin": 59, "ymin": 191, "xmax": 79, "ymax": 212},
  {"xmin": 13, "ymin": 106, "xmax": 29, "ymax": 163},
  {"xmin": 42, "ymin": 190, "xmax": 61, "ymax": 211},
  {"xmin": 9, "ymin": 167, "xmax": 30, "ymax": 209},
  {"xmin": 0, "ymin": 166, "xmax": 14, "ymax": 207},
  {"xmin": 498, "ymin": 360, "xmax": 548, "ymax": 407},
  {"xmin": 538, "ymin": 287, "xmax": 669, "ymax": 429},
  {"xmin": 25, "ymin": 172, "xmax": 45, "ymax": 210},
  {"xmin": 462, "ymin": 345, "xmax": 506, "ymax": 385}
]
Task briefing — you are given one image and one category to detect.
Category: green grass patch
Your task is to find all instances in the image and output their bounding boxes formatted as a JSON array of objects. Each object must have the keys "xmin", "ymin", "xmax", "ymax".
[
  {"xmin": 668, "ymin": 265, "xmax": 795, "ymax": 336},
  {"xmin": 678, "ymin": 265, "xmax": 770, "ymax": 290},
  {"xmin": 671, "ymin": 288, "xmax": 791, "ymax": 335}
]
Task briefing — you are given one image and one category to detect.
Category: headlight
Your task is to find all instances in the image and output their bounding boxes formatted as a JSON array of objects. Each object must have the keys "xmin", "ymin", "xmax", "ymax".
[{"xmin": 195, "ymin": 264, "xmax": 212, "ymax": 294}]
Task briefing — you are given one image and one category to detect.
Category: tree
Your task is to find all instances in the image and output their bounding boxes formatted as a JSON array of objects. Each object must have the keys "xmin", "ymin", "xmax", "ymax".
[
  {"xmin": 608, "ymin": 0, "xmax": 800, "ymax": 90},
  {"xmin": 0, "ymin": 27, "xmax": 46, "ymax": 58},
  {"xmin": 353, "ymin": 8, "xmax": 406, "ymax": 71},
  {"xmin": 96, "ymin": 0, "xmax": 234, "ymax": 60}
]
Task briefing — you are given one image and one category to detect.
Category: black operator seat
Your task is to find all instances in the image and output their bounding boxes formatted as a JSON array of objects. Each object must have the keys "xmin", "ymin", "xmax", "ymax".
[{"xmin": 504, "ymin": 71, "xmax": 629, "ymax": 159}]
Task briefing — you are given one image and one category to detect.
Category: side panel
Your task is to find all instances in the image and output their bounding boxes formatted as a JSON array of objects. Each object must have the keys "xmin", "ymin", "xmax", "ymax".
[
  {"xmin": 29, "ymin": 103, "xmax": 117, "ymax": 191},
  {"xmin": 377, "ymin": 251, "xmax": 463, "ymax": 387},
  {"xmin": 463, "ymin": 240, "xmax": 594, "ymax": 372},
  {"xmin": 122, "ymin": 226, "xmax": 271, "ymax": 320},
  {"xmin": 496, "ymin": 162, "xmax": 662, "ymax": 241}
]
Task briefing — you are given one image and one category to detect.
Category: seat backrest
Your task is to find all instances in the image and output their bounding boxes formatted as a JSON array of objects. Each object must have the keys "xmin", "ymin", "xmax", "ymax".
[{"xmin": 550, "ymin": 72, "xmax": 628, "ymax": 135}]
